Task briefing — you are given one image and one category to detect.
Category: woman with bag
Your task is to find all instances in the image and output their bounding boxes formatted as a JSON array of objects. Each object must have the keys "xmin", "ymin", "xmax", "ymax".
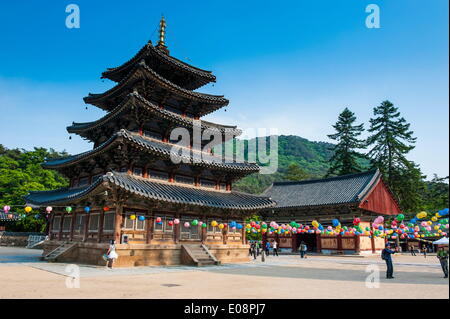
[{"xmin": 105, "ymin": 240, "xmax": 118, "ymax": 269}]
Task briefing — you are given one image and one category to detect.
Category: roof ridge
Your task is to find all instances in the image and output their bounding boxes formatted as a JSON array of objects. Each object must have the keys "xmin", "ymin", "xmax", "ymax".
[
  {"xmin": 102, "ymin": 41, "xmax": 216, "ymax": 81},
  {"xmin": 273, "ymin": 170, "xmax": 378, "ymax": 186}
]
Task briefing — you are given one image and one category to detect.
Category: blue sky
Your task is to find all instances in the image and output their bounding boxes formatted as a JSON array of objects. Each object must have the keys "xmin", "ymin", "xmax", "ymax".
[{"xmin": 0, "ymin": 0, "xmax": 448, "ymax": 178}]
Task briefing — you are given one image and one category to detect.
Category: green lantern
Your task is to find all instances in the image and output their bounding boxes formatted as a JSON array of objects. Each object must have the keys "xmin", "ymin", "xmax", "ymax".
[
  {"xmin": 191, "ymin": 219, "xmax": 198, "ymax": 226},
  {"xmin": 65, "ymin": 206, "xmax": 72, "ymax": 213}
]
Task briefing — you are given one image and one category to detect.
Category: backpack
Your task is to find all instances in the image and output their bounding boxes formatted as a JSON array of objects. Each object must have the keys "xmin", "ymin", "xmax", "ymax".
[{"xmin": 381, "ymin": 249, "xmax": 387, "ymax": 260}]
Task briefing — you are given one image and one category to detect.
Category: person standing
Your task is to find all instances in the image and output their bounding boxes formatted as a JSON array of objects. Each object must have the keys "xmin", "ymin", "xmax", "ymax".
[
  {"xmin": 272, "ymin": 240, "xmax": 279, "ymax": 256},
  {"xmin": 106, "ymin": 240, "xmax": 118, "ymax": 269},
  {"xmin": 265, "ymin": 241, "xmax": 271, "ymax": 257},
  {"xmin": 409, "ymin": 245, "xmax": 416, "ymax": 256},
  {"xmin": 437, "ymin": 247, "xmax": 448, "ymax": 278},
  {"xmin": 421, "ymin": 245, "xmax": 427, "ymax": 258},
  {"xmin": 381, "ymin": 243, "xmax": 397, "ymax": 279},
  {"xmin": 299, "ymin": 241, "xmax": 307, "ymax": 259},
  {"xmin": 250, "ymin": 242, "xmax": 257, "ymax": 260}
]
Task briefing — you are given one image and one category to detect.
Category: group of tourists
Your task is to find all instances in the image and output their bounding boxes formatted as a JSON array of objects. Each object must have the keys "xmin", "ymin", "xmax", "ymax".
[
  {"xmin": 382, "ymin": 243, "xmax": 448, "ymax": 279},
  {"xmin": 249, "ymin": 240, "xmax": 279, "ymax": 259},
  {"xmin": 409, "ymin": 244, "xmax": 434, "ymax": 257},
  {"xmin": 249, "ymin": 240, "xmax": 309, "ymax": 260}
]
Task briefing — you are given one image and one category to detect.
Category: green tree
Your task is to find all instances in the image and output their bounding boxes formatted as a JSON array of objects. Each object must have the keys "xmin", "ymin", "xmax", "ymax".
[
  {"xmin": 284, "ymin": 163, "xmax": 310, "ymax": 181},
  {"xmin": 0, "ymin": 145, "xmax": 69, "ymax": 232},
  {"xmin": 327, "ymin": 108, "xmax": 366, "ymax": 176},
  {"xmin": 421, "ymin": 175, "xmax": 449, "ymax": 212},
  {"xmin": 366, "ymin": 100, "xmax": 425, "ymax": 211}
]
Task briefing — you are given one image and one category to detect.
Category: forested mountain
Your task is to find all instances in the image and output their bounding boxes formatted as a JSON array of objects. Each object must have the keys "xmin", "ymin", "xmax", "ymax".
[{"xmin": 232, "ymin": 135, "xmax": 370, "ymax": 194}]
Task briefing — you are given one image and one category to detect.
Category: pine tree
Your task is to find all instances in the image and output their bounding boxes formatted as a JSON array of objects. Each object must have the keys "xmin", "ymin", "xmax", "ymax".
[
  {"xmin": 327, "ymin": 108, "xmax": 366, "ymax": 176},
  {"xmin": 366, "ymin": 100, "xmax": 424, "ymax": 211}
]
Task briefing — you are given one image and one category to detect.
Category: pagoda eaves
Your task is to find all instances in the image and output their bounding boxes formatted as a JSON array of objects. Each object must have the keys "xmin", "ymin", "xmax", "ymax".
[
  {"xmin": 102, "ymin": 41, "xmax": 216, "ymax": 90},
  {"xmin": 69, "ymin": 92, "xmax": 241, "ymax": 145},
  {"xmin": 85, "ymin": 60, "xmax": 228, "ymax": 117}
]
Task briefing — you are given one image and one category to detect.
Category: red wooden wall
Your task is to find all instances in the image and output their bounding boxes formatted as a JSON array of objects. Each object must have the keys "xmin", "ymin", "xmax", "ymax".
[{"xmin": 358, "ymin": 178, "xmax": 402, "ymax": 216}]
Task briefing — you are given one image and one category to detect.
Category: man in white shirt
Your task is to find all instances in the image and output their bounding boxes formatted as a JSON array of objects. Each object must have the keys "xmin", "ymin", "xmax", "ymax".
[{"xmin": 272, "ymin": 241, "xmax": 279, "ymax": 256}]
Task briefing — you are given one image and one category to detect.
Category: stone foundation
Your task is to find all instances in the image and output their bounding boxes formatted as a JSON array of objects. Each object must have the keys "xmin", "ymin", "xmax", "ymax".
[{"xmin": 42, "ymin": 240, "xmax": 251, "ymax": 267}]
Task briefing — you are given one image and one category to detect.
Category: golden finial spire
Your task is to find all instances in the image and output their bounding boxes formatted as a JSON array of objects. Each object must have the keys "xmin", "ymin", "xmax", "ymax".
[{"xmin": 156, "ymin": 15, "xmax": 169, "ymax": 54}]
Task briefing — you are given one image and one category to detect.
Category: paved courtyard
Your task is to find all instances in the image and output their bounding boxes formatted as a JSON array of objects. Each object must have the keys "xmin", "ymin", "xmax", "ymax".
[{"xmin": 0, "ymin": 247, "xmax": 447, "ymax": 299}]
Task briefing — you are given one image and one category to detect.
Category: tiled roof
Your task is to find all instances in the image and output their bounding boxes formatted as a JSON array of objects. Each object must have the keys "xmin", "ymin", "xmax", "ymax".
[
  {"xmin": 68, "ymin": 92, "xmax": 240, "ymax": 139},
  {"xmin": 44, "ymin": 129, "xmax": 259, "ymax": 172},
  {"xmin": 264, "ymin": 170, "xmax": 381, "ymax": 209},
  {"xmin": 0, "ymin": 210, "xmax": 20, "ymax": 221},
  {"xmin": 85, "ymin": 60, "xmax": 228, "ymax": 115},
  {"xmin": 25, "ymin": 172, "xmax": 275, "ymax": 210},
  {"xmin": 102, "ymin": 41, "xmax": 216, "ymax": 89}
]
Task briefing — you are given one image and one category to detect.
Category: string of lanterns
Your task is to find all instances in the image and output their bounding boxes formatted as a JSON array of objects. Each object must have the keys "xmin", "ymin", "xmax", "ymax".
[
  {"xmin": 242, "ymin": 209, "xmax": 449, "ymax": 239},
  {"xmin": 3, "ymin": 204, "xmax": 449, "ymax": 239}
]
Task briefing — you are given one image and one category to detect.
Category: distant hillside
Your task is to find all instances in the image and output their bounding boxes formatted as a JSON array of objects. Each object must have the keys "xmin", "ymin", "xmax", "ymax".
[{"xmin": 232, "ymin": 135, "xmax": 370, "ymax": 194}]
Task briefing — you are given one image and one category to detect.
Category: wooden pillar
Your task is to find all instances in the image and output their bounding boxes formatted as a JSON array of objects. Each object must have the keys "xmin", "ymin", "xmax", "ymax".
[
  {"xmin": 316, "ymin": 233, "xmax": 322, "ymax": 253},
  {"xmin": 174, "ymin": 213, "xmax": 180, "ymax": 243},
  {"xmin": 97, "ymin": 210, "xmax": 105, "ymax": 243},
  {"xmin": 69, "ymin": 211, "xmax": 77, "ymax": 242},
  {"xmin": 371, "ymin": 235, "xmax": 376, "ymax": 253},
  {"xmin": 146, "ymin": 210, "xmax": 153, "ymax": 244},
  {"xmin": 83, "ymin": 212, "xmax": 90, "ymax": 242},
  {"xmin": 201, "ymin": 224, "xmax": 207, "ymax": 244},
  {"xmin": 355, "ymin": 235, "xmax": 361, "ymax": 254},
  {"xmin": 58, "ymin": 213, "xmax": 64, "ymax": 241},
  {"xmin": 292, "ymin": 233, "xmax": 297, "ymax": 253},
  {"xmin": 223, "ymin": 225, "xmax": 228, "ymax": 245},
  {"xmin": 114, "ymin": 204, "xmax": 123, "ymax": 244},
  {"xmin": 337, "ymin": 234, "xmax": 343, "ymax": 253},
  {"xmin": 47, "ymin": 214, "xmax": 54, "ymax": 237},
  {"xmin": 241, "ymin": 226, "xmax": 246, "ymax": 244},
  {"xmin": 262, "ymin": 232, "xmax": 267, "ymax": 249}
]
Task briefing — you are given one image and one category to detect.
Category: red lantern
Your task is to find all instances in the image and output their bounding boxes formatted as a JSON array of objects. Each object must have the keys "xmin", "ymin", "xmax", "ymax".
[
  {"xmin": 168, "ymin": 220, "xmax": 174, "ymax": 226},
  {"xmin": 103, "ymin": 206, "xmax": 110, "ymax": 212},
  {"xmin": 156, "ymin": 217, "xmax": 162, "ymax": 223},
  {"xmin": 353, "ymin": 218, "xmax": 361, "ymax": 225}
]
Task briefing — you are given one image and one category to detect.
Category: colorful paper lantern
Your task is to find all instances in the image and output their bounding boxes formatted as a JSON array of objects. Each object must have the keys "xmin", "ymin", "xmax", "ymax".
[{"xmin": 24, "ymin": 206, "xmax": 32, "ymax": 213}]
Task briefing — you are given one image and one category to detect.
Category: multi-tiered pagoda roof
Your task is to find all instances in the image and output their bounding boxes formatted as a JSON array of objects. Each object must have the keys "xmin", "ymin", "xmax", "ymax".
[{"xmin": 26, "ymin": 17, "xmax": 274, "ymax": 212}]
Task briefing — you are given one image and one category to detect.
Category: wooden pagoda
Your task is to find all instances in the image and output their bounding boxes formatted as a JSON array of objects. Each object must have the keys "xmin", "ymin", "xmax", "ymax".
[{"xmin": 25, "ymin": 17, "xmax": 275, "ymax": 267}]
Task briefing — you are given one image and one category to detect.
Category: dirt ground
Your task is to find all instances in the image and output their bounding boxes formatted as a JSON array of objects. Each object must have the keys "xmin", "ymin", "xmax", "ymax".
[{"xmin": 0, "ymin": 247, "xmax": 448, "ymax": 299}]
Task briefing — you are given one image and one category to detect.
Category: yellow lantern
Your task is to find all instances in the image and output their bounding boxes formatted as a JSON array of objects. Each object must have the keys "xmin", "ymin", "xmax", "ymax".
[
  {"xmin": 312, "ymin": 220, "xmax": 319, "ymax": 228},
  {"xmin": 130, "ymin": 215, "xmax": 136, "ymax": 220},
  {"xmin": 211, "ymin": 220, "xmax": 218, "ymax": 227}
]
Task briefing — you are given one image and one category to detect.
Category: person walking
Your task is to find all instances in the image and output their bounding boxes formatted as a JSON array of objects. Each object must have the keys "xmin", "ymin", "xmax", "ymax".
[
  {"xmin": 409, "ymin": 245, "xmax": 416, "ymax": 256},
  {"xmin": 421, "ymin": 245, "xmax": 427, "ymax": 258},
  {"xmin": 105, "ymin": 240, "xmax": 118, "ymax": 269},
  {"xmin": 272, "ymin": 240, "xmax": 279, "ymax": 256},
  {"xmin": 437, "ymin": 246, "xmax": 448, "ymax": 278},
  {"xmin": 299, "ymin": 241, "xmax": 307, "ymax": 259},
  {"xmin": 381, "ymin": 243, "xmax": 397, "ymax": 279},
  {"xmin": 250, "ymin": 242, "xmax": 257, "ymax": 260},
  {"xmin": 265, "ymin": 241, "xmax": 271, "ymax": 257}
]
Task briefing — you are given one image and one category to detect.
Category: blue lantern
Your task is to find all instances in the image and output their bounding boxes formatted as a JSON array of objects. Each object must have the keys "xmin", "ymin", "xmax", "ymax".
[
  {"xmin": 84, "ymin": 206, "xmax": 90, "ymax": 213},
  {"xmin": 138, "ymin": 215, "xmax": 145, "ymax": 221}
]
